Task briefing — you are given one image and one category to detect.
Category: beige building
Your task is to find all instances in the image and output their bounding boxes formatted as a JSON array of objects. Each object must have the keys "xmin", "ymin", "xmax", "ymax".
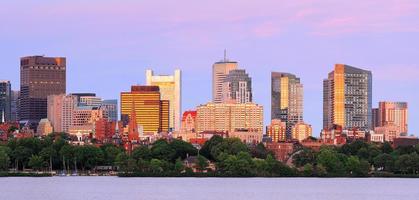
[
  {"xmin": 266, "ymin": 119, "xmax": 287, "ymax": 142},
  {"xmin": 375, "ymin": 124, "xmax": 400, "ymax": 142},
  {"xmin": 71, "ymin": 107, "xmax": 104, "ymax": 127},
  {"xmin": 146, "ymin": 69, "xmax": 181, "ymax": 131},
  {"xmin": 373, "ymin": 102, "xmax": 408, "ymax": 135},
  {"xmin": 196, "ymin": 102, "xmax": 263, "ymax": 134},
  {"xmin": 212, "ymin": 55, "xmax": 238, "ymax": 104},
  {"xmin": 37, "ymin": 118, "xmax": 53, "ymax": 136},
  {"xmin": 291, "ymin": 122, "xmax": 313, "ymax": 142},
  {"xmin": 47, "ymin": 94, "xmax": 78, "ymax": 133}
]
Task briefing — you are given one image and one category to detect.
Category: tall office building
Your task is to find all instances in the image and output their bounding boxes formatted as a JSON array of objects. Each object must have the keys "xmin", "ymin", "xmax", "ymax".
[
  {"xmin": 323, "ymin": 64, "xmax": 372, "ymax": 131},
  {"xmin": 374, "ymin": 102, "xmax": 408, "ymax": 134},
  {"xmin": 266, "ymin": 119, "xmax": 287, "ymax": 142},
  {"xmin": 47, "ymin": 94, "xmax": 78, "ymax": 133},
  {"xmin": 120, "ymin": 86, "xmax": 169, "ymax": 134},
  {"xmin": 102, "ymin": 99, "xmax": 118, "ymax": 122},
  {"xmin": 146, "ymin": 69, "xmax": 181, "ymax": 131},
  {"xmin": 20, "ymin": 56, "xmax": 66, "ymax": 129},
  {"xmin": 196, "ymin": 102, "xmax": 263, "ymax": 134},
  {"xmin": 222, "ymin": 69, "xmax": 252, "ymax": 103},
  {"xmin": 10, "ymin": 90, "xmax": 19, "ymax": 122},
  {"xmin": 271, "ymin": 72, "xmax": 303, "ymax": 139},
  {"xmin": 212, "ymin": 53, "xmax": 238, "ymax": 103},
  {"xmin": 0, "ymin": 81, "xmax": 11, "ymax": 123}
]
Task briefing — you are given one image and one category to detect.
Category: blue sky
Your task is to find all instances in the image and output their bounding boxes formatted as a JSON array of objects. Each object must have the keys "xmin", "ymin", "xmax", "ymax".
[{"xmin": 1, "ymin": 0, "xmax": 418, "ymax": 136}]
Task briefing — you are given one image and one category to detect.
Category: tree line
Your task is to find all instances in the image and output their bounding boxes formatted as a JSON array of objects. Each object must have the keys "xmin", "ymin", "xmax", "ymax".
[{"xmin": 0, "ymin": 133, "xmax": 418, "ymax": 177}]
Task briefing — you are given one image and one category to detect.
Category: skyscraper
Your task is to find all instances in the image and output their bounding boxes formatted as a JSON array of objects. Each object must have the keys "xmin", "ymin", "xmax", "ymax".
[
  {"xmin": 0, "ymin": 81, "xmax": 11, "ymax": 123},
  {"xmin": 222, "ymin": 69, "xmax": 252, "ymax": 103},
  {"xmin": 102, "ymin": 99, "xmax": 118, "ymax": 122},
  {"xmin": 20, "ymin": 56, "xmax": 66, "ymax": 129},
  {"xmin": 271, "ymin": 72, "xmax": 303, "ymax": 138},
  {"xmin": 323, "ymin": 64, "xmax": 372, "ymax": 131},
  {"xmin": 10, "ymin": 90, "xmax": 19, "ymax": 122},
  {"xmin": 212, "ymin": 53, "xmax": 238, "ymax": 103},
  {"xmin": 120, "ymin": 86, "xmax": 169, "ymax": 134},
  {"xmin": 47, "ymin": 94, "xmax": 77, "ymax": 133},
  {"xmin": 146, "ymin": 69, "xmax": 181, "ymax": 132},
  {"xmin": 374, "ymin": 102, "xmax": 408, "ymax": 134}
]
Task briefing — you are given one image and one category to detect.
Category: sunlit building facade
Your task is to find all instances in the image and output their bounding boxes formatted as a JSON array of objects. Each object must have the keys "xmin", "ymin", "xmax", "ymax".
[
  {"xmin": 181, "ymin": 110, "xmax": 197, "ymax": 133},
  {"xmin": 196, "ymin": 102, "xmax": 263, "ymax": 134},
  {"xmin": 212, "ymin": 56, "xmax": 238, "ymax": 104},
  {"xmin": 374, "ymin": 102, "xmax": 408, "ymax": 134},
  {"xmin": 120, "ymin": 86, "xmax": 169, "ymax": 134},
  {"xmin": 222, "ymin": 69, "xmax": 252, "ymax": 104},
  {"xmin": 323, "ymin": 64, "xmax": 372, "ymax": 131},
  {"xmin": 271, "ymin": 72, "xmax": 303, "ymax": 139},
  {"xmin": 291, "ymin": 122, "xmax": 313, "ymax": 142},
  {"xmin": 146, "ymin": 69, "xmax": 181, "ymax": 132},
  {"xmin": 266, "ymin": 119, "xmax": 287, "ymax": 142}
]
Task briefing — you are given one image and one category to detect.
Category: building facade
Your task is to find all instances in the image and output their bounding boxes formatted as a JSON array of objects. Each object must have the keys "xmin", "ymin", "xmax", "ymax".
[
  {"xmin": 222, "ymin": 69, "xmax": 252, "ymax": 103},
  {"xmin": 196, "ymin": 102, "xmax": 263, "ymax": 134},
  {"xmin": 120, "ymin": 86, "xmax": 169, "ymax": 134},
  {"xmin": 212, "ymin": 57, "xmax": 238, "ymax": 104},
  {"xmin": 291, "ymin": 122, "xmax": 313, "ymax": 142},
  {"xmin": 146, "ymin": 69, "xmax": 181, "ymax": 132},
  {"xmin": 10, "ymin": 90, "xmax": 19, "ymax": 122},
  {"xmin": 101, "ymin": 99, "xmax": 118, "ymax": 122},
  {"xmin": 0, "ymin": 81, "xmax": 11, "ymax": 123},
  {"xmin": 181, "ymin": 110, "xmax": 197, "ymax": 133},
  {"xmin": 47, "ymin": 94, "xmax": 78, "ymax": 133},
  {"xmin": 266, "ymin": 119, "xmax": 287, "ymax": 142},
  {"xmin": 323, "ymin": 64, "xmax": 372, "ymax": 131},
  {"xmin": 20, "ymin": 56, "xmax": 66, "ymax": 129},
  {"xmin": 37, "ymin": 118, "xmax": 53, "ymax": 136},
  {"xmin": 271, "ymin": 72, "xmax": 303, "ymax": 139},
  {"xmin": 374, "ymin": 102, "xmax": 408, "ymax": 135}
]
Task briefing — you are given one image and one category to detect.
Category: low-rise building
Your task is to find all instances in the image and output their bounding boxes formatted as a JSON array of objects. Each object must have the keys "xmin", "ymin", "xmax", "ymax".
[
  {"xmin": 265, "ymin": 142, "xmax": 294, "ymax": 162},
  {"xmin": 291, "ymin": 122, "xmax": 312, "ymax": 142},
  {"xmin": 37, "ymin": 118, "xmax": 53, "ymax": 136}
]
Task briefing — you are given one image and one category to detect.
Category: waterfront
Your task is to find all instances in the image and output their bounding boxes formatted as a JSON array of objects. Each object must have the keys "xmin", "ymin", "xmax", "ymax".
[{"xmin": 1, "ymin": 177, "xmax": 418, "ymax": 200}]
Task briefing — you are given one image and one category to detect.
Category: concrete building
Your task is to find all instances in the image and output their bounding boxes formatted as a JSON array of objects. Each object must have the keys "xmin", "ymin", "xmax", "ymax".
[
  {"xmin": 47, "ymin": 94, "xmax": 78, "ymax": 133},
  {"xmin": 0, "ymin": 81, "xmax": 11, "ymax": 123},
  {"xmin": 271, "ymin": 72, "xmax": 303, "ymax": 139},
  {"xmin": 266, "ymin": 119, "xmax": 287, "ymax": 142},
  {"xmin": 95, "ymin": 118, "xmax": 116, "ymax": 143},
  {"xmin": 10, "ymin": 90, "xmax": 19, "ymax": 122},
  {"xmin": 36, "ymin": 118, "xmax": 53, "ymax": 136},
  {"xmin": 323, "ymin": 64, "xmax": 372, "ymax": 131},
  {"xmin": 196, "ymin": 102, "xmax": 263, "ymax": 134},
  {"xmin": 212, "ymin": 53, "xmax": 238, "ymax": 103},
  {"xmin": 19, "ymin": 56, "xmax": 66, "ymax": 129},
  {"xmin": 146, "ymin": 69, "xmax": 181, "ymax": 132},
  {"xmin": 101, "ymin": 99, "xmax": 118, "ymax": 122},
  {"xmin": 120, "ymin": 86, "xmax": 169, "ymax": 134},
  {"xmin": 375, "ymin": 124, "xmax": 400, "ymax": 142},
  {"xmin": 373, "ymin": 102, "xmax": 408, "ymax": 135},
  {"xmin": 222, "ymin": 69, "xmax": 252, "ymax": 103},
  {"xmin": 291, "ymin": 122, "xmax": 312, "ymax": 142},
  {"xmin": 79, "ymin": 96, "xmax": 102, "ymax": 107},
  {"xmin": 71, "ymin": 106, "xmax": 104, "ymax": 127}
]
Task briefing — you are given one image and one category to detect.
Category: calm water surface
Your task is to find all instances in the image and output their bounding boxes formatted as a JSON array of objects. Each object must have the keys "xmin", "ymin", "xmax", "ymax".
[{"xmin": 1, "ymin": 177, "xmax": 418, "ymax": 200}]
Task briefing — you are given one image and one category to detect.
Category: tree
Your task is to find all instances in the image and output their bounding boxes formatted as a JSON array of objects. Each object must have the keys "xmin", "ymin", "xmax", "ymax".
[
  {"xmin": 150, "ymin": 159, "xmax": 163, "ymax": 174},
  {"xmin": 200, "ymin": 135, "xmax": 224, "ymax": 160},
  {"xmin": 381, "ymin": 142, "xmax": 393, "ymax": 154},
  {"xmin": 293, "ymin": 148, "xmax": 316, "ymax": 168},
  {"xmin": 12, "ymin": 146, "xmax": 32, "ymax": 170},
  {"xmin": 151, "ymin": 140, "xmax": 176, "ymax": 161},
  {"xmin": 40, "ymin": 147, "xmax": 57, "ymax": 171},
  {"xmin": 132, "ymin": 146, "xmax": 152, "ymax": 161},
  {"xmin": 195, "ymin": 155, "xmax": 209, "ymax": 172},
  {"xmin": 102, "ymin": 145, "xmax": 122, "ymax": 166},
  {"xmin": 395, "ymin": 154, "xmax": 413, "ymax": 174},
  {"xmin": 316, "ymin": 147, "xmax": 346, "ymax": 176},
  {"xmin": 210, "ymin": 138, "xmax": 249, "ymax": 161},
  {"xmin": 303, "ymin": 163, "xmax": 313, "ymax": 176},
  {"xmin": 373, "ymin": 153, "xmax": 394, "ymax": 172},
  {"xmin": 75, "ymin": 145, "xmax": 104, "ymax": 171},
  {"xmin": 59, "ymin": 145, "xmax": 74, "ymax": 171},
  {"xmin": 251, "ymin": 143, "xmax": 270, "ymax": 159},
  {"xmin": 173, "ymin": 158, "xmax": 184, "ymax": 174},
  {"xmin": 169, "ymin": 139, "xmax": 197, "ymax": 160},
  {"xmin": 28, "ymin": 155, "xmax": 44, "ymax": 171},
  {"xmin": 0, "ymin": 150, "xmax": 10, "ymax": 171},
  {"xmin": 346, "ymin": 156, "xmax": 369, "ymax": 177}
]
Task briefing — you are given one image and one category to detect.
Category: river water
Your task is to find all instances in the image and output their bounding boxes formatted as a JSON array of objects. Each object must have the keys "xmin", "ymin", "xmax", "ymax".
[{"xmin": 1, "ymin": 177, "xmax": 418, "ymax": 200}]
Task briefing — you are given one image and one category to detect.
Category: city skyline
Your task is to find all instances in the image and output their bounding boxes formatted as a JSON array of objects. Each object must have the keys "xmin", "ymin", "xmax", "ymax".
[{"xmin": 1, "ymin": 0, "xmax": 418, "ymax": 136}]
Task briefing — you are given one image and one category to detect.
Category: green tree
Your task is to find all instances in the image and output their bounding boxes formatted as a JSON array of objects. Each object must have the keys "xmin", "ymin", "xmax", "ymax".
[
  {"xmin": 373, "ymin": 153, "xmax": 394, "ymax": 172},
  {"xmin": 59, "ymin": 145, "xmax": 74, "ymax": 171},
  {"xmin": 0, "ymin": 149, "xmax": 10, "ymax": 171},
  {"xmin": 211, "ymin": 138, "xmax": 249, "ymax": 161},
  {"xmin": 75, "ymin": 145, "xmax": 104, "ymax": 171},
  {"xmin": 28, "ymin": 155, "xmax": 45, "ymax": 171},
  {"xmin": 132, "ymin": 146, "xmax": 152, "ymax": 161},
  {"xmin": 39, "ymin": 147, "xmax": 57, "ymax": 171},
  {"xmin": 293, "ymin": 148, "xmax": 316, "ymax": 168},
  {"xmin": 151, "ymin": 140, "xmax": 176, "ymax": 161},
  {"xmin": 195, "ymin": 155, "xmax": 209, "ymax": 172},
  {"xmin": 251, "ymin": 143, "xmax": 270, "ymax": 159},
  {"xmin": 316, "ymin": 147, "xmax": 346, "ymax": 176},
  {"xmin": 173, "ymin": 158, "xmax": 184, "ymax": 174},
  {"xmin": 169, "ymin": 139, "xmax": 197, "ymax": 160},
  {"xmin": 395, "ymin": 154, "xmax": 413, "ymax": 174},
  {"xmin": 381, "ymin": 142, "xmax": 393, "ymax": 154},
  {"xmin": 12, "ymin": 146, "xmax": 32, "ymax": 170},
  {"xmin": 346, "ymin": 156, "xmax": 369, "ymax": 177},
  {"xmin": 102, "ymin": 145, "xmax": 122, "ymax": 166},
  {"xmin": 200, "ymin": 135, "xmax": 224, "ymax": 160},
  {"xmin": 150, "ymin": 159, "xmax": 163, "ymax": 174},
  {"xmin": 303, "ymin": 163, "xmax": 314, "ymax": 176}
]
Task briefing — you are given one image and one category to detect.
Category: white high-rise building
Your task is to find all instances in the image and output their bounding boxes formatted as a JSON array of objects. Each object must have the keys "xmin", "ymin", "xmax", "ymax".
[{"xmin": 146, "ymin": 69, "xmax": 181, "ymax": 131}]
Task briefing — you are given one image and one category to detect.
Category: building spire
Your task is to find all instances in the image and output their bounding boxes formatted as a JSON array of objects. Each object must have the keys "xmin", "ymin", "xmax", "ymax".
[{"xmin": 224, "ymin": 49, "xmax": 227, "ymax": 62}]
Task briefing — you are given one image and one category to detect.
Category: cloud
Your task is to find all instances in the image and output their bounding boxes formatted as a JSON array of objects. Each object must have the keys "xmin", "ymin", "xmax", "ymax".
[{"xmin": 374, "ymin": 65, "xmax": 419, "ymax": 81}]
